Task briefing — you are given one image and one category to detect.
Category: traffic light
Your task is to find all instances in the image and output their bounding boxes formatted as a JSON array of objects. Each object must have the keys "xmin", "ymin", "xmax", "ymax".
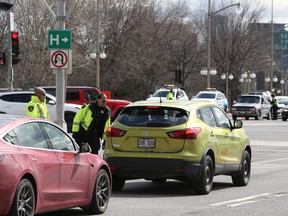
[
  {"xmin": 11, "ymin": 31, "xmax": 20, "ymax": 57},
  {"xmin": 0, "ymin": 51, "xmax": 5, "ymax": 65},
  {"xmin": 11, "ymin": 31, "xmax": 20, "ymax": 64}
]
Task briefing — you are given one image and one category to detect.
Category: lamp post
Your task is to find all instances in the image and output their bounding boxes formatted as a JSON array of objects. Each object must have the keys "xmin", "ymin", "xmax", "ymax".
[
  {"xmin": 270, "ymin": 0, "xmax": 274, "ymax": 92},
  {"xmin": 221, "ymin": 72, "xmax": 233, "ymax": 106},
  {"xmin": 239, "ymin": 71, "xmax": 256, "ymax": 93},
  {"xmin": 202, "ymin": 0, "xmax": 242, "ymax": 88},
  {"xmin": 280, "ymin": 79, "xmax": 285, "ymax": 95}
]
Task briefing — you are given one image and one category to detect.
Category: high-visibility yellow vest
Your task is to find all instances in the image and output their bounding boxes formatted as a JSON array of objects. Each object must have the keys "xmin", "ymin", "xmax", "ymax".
[
  {"xmin": 72, "ymin": 103, "xmax": 110, "ymax": 140},
  {"xmin": 26, "ymin": 95, "xmax": 49, "ymax": 119}
]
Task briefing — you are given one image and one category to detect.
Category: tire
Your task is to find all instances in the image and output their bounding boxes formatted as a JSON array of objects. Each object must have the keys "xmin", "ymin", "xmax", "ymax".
[
  {"xmin": 82, "ymin": 169, "xmax": 111, "ymax": 214},
  {"xmin": 112, "ymin": 176, "xmax": 125, "ymax": 191},
  {"xmin": 8, "ymin": 179, "xmax": 35, "ymax": 216},
  {"xmin": 232, "ymin": 151, "xmax": 251, "ymax": 186},
  {"xmin": 245, "ymin": 116, "xmax": 249, "ymax": 120},
  {"xmin": 194, "ymin": 155, "xmax": 214, "ymax": 195},
  {"xmin": 65, "ymin": 114, "xmax": 75, "ymax": 133},
  {"xmin": 151, "ymin": 178, "xmax": 167, "ymax": 183},
  {"xmin": 255, "ymin": 111, "xmax": 260, "ymax": 120},
  {"xmin": 283, "ymin": 118, "xmax": 287, "ymax": 121}
]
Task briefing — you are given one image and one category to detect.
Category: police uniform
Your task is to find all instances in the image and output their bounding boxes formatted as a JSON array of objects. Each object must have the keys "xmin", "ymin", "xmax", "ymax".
[
  {"xmin": 72, "ymin": 102, "xmax": 110, "ymax": 154},
  {"xmin": 26, "ymin": 95, "xmax": 49, "ymax": 119},
  {"xmin": 166, "ymin": 91, "xmax": 173, "ymax": 100},
  {"xmin": 270, "ymin": 96, "xmax": 279, "ymax": 120}
]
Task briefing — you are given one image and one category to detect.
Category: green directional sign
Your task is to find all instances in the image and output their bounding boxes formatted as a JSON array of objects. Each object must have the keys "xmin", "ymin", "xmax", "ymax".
[{"xmin": 48, "ymin": 30, "xmax": 72, "ymax": 49}]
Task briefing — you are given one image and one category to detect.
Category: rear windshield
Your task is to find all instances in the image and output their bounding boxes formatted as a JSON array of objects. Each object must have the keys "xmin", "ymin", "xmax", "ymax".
[
  {"xmin": 117, "ymin": 106, "xmax": 188, "ymax": 127},
  {"xmin": 152, "ymin": 90, "xmax": 170, "ymax": 97}
]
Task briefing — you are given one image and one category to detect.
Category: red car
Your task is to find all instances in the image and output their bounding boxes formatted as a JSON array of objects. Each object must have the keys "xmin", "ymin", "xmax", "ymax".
[
  {"xmin": 0, "ymin": 114, "xmax": 111, "ymax": 215},
  {"xmin": 40, "ymin": 86, "xmax": 131, "ymax": 122}
]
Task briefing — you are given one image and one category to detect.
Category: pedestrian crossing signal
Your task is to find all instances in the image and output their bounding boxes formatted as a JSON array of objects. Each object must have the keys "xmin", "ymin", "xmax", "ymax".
[{"xmin": 0, "ymin": 51, "xmax": 5, "ymax": 65}]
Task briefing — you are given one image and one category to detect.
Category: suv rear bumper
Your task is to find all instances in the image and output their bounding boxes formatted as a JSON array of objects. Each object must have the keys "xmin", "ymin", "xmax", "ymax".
[{"xmin": 105, "ymin": 157, "xmax": 202, "ymax": 181}]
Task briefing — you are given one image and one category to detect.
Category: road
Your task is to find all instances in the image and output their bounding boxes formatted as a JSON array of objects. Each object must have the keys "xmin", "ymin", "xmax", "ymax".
[{"xmin": 41, "ymin": 119, "xmax": 288, "ymax": 216}]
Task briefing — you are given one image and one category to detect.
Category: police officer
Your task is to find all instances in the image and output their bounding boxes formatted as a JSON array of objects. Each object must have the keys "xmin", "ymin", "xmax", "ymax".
[
  {"xmin": 270, "ymin": 93, "xmax": 279, "ymax": 120},
  {"xmin": 166, "ymin": 89, "xmax": 174, "ymax": 100},
  {"xmin": 26, "ymin": 87, "xmax": 49, "ymax": 119},
  {"xmin": 72, "ymin": 92, "xmax": 110, "ymax": 154}
]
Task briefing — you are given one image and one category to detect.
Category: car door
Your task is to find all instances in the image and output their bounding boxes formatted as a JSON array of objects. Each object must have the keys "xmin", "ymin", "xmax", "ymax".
[
  {"xmin": 260, "ymin": 97, "xmax": 271, "ymax": 116},
  {"xmin": 41, "ymin": 122, "xmax": 91, "ymax": 201},
  {"xmin": 211, "ymin": 106, "xmax": 242, "ymax": 164},
  {"xmin": 0, "ymin": 93, "xmax": 31, "ymax": 115},
  {"xmin": 13, "ymin": 122, "xmax": 61, "ymax": 202}
]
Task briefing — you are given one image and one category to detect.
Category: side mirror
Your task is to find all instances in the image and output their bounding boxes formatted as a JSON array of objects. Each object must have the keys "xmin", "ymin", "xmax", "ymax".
[
  {"xmin": 79, "ymin": 143, "xmax": 91, "ymax": 153},
  {"xmin": 233, "ymin": 119, "xmax": 243, "ymax": 129},
  {"xmin": 47, "ymin": 100, "xmax": 56, "ymax": 105}
]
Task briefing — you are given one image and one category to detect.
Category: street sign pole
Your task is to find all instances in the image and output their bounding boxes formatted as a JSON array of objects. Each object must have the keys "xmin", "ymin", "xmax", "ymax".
[{"xmin": 55, "ymin": 0, "xmax": 66, "ymax": 131}]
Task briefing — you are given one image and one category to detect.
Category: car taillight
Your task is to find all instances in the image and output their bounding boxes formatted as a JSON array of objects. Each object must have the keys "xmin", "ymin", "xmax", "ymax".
[
  {"xmin": 167, "ymin": 127, "xmax": 202, "ymax": 139},
  {"xmin": 106, "ymin": 126, "xmax": 126, "ymax": 137}
]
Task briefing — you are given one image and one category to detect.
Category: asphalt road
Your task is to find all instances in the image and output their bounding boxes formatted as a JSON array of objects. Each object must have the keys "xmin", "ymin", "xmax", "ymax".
[{"xmin": 41, "ymin": 119, "xmax": 288, "ymax": 216}]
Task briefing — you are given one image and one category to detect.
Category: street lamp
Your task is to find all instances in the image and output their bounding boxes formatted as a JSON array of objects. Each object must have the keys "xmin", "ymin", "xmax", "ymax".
[
  {"xmin": 239, "ymin": 71, "xmax": 256, "ymax": 93},
  {"xmin": 270, "ymin": 0, "xmax": 274, "ymax": 92},
  {"xmin": 221, "ymin": 72, "xmax": 233, "ymax": 107},
  {"xmin": 202, "ymin": 0, "xmax": 242, "ymax": 88}
]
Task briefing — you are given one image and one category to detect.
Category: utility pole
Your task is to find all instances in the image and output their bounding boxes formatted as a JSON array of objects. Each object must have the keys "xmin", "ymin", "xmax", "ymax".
[
  {"xmin": 55, "ymin": 0, "xmax": 66, "ymax": 130},
  {"xmin": 7, "ymin": 11, "xmax": 13, "ymax": 90}
]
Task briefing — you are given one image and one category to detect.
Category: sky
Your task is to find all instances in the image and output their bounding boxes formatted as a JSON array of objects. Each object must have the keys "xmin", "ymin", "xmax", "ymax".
[{"xmin": 183, "ymin": 0, "xmax": 288, "ymax": 24}]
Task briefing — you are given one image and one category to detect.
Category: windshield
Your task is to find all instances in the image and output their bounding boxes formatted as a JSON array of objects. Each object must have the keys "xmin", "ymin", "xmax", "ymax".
[
  {"xmin": 237, "ymin": 96, "xmax": 260, "ymax": 103},
  {"xmin": 152, "ymin": 90, "xmax": 170, "ymax": 97},
  {"xmin": 196, "ymin": 93, "xmax": 216, "ymax": 99}
]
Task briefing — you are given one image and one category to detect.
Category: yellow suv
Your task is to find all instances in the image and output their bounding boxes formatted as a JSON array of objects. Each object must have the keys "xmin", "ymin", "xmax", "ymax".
[{"xmin": 103, "ymin": 100, "xmax": 251, "ymax": 194}]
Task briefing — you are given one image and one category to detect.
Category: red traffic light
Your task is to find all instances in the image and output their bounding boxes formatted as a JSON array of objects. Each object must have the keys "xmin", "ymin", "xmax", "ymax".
[{"xmin": 11, "ymin": 32, "xmax": 19, "ymax": 39}]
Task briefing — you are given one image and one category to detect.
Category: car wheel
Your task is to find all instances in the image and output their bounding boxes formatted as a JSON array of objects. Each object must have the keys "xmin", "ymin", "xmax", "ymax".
[
  {"xmin": 245, "ymin": 116, "xmax": 249, "ymax": 120},
  {"xmin": 151, "ymin": 178, "xmax": 167, "ymax": 183},
  {"xmin": 82, "ymin": 169, "xmax": 111, "ymax": 214},
  {"xmin": 8, "ymin": 179, "xmax": 35, "ymax": 216},
  {"xmin": 255, "ymin": 111, "xmax": 261, "ymax": 120},
  {"xmin": 232, "ymin": 150, "xmax": 251, "ymax": 186},
  {"xmin": 65, "ymin": 114, "xmax": 75, "ymax": 133},
  {"xmin": 112, "ymin": 176, "xmax": 125, "ymax": 191},
  {"xmin": 283, "ymin": 118, "xmax": 287, "ymax": 121},
  {"xmin": 194, "ymin": 155, "xmax": 214, "ymax": 195}
]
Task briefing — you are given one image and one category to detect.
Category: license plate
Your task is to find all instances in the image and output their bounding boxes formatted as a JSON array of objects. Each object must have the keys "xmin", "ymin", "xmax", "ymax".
[{"xmin": 137, "ymin": 138, "xmax": 155, "ymax": 149}]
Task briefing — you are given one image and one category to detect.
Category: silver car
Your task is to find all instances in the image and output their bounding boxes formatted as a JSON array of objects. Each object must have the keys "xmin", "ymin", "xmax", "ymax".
[{"xmin": 231, "ymin": 95, "xmax": 271, "ymax": 120}]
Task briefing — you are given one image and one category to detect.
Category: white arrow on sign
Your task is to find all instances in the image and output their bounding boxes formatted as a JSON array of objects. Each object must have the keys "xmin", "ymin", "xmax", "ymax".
[{"xmin": 62, "ymin": 37, "xmax": 69, "ymax": 43}]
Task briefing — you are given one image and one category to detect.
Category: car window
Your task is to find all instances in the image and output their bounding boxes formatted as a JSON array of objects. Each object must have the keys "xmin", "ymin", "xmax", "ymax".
[
  {"xmin": 84, "ymin": 90, "xmax": 98, "ymax": 101},
  {"xmin": 13, "ymin": 122, "xmax": 49, "ymax": 149},
  {"xmin": 197, "ymin": 107, "xmax": 217, "ymax": 127},
  {"xmin": 211, "ymin": 107, "xmax": 231, "ymax": 128},
  {"xmin": 3, "ymin": 130, "xmax": 20, "ymax": 145},
  {"xmin": 196, "ymin": 93, "xmax": 216, "ymax": 99},
  {"xmin": 67, "ymin": 90, "xmax": 80, "ymax": 100},
  {"xmin": 152, "ymin": 90, "xmax": 169, "ymax": 97},
  {"xmin": 117, "ymin": 106, "xmax": 188, "ymax": 127},
  {"xmin": 0, "ymin": 93, "xmax": 31, "ymax": 103},
  {"xmin": 41, "ymin": 122, "xmax": 76, "ymax": 151}
]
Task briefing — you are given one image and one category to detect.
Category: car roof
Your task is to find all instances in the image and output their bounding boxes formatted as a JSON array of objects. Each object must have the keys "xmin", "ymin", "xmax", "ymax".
[
  {"xmin": 125, "ymin": 100, "xmax": 216, "ymax": 112},
  {"xmin": 39, "ymin": 86, "xmax": 99, "ymax": 90},
  {"xmin": 0, "ymin": 90, "xmax": 56, "ymax": 99}
]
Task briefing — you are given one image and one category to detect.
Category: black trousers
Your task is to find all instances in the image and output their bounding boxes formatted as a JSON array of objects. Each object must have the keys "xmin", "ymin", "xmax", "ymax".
[
  {"xmin": 271, "ymin": 105, "xmax": 278, "ymax": 120},
  {"xmin": 73, "ymin": 127, "xmax": 101, "ymax": 155}
]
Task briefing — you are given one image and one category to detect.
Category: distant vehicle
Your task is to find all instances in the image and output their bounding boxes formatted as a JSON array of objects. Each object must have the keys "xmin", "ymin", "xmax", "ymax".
[
  {"xmin": 0, "ymin": 91, "xmax": 81, "ymax": 132},
  {"xmin": 281, "ymin": 105, "xmax": 288, "ymax": 121},
  {"xmin": 248, "ymin": 90, "xmax": 272, "ymax": 102},
  {"xmin": 146, "ymin": 85, "xmax": 189, "ymax": 101},
  {"xmin": 275, "ymin": 96, "xmax": 288, "ymax": 118},
  {"xmin": 191, "ymin": 89, "xmax": 228, "ymax": 111},
  {"xmin": 39, "ymin": 86, "xmax": 131, "ymax": 122},
  {"xmin": 104, "ymin": 100, "xmax": 251, "ymax": 195},
  {"xmin": 0, "ymin": 114, "xmax": 111, "ymax": 215},
  {"xmin": 231, "ymin": 95, "xmax": 271, "ymax": 120}
]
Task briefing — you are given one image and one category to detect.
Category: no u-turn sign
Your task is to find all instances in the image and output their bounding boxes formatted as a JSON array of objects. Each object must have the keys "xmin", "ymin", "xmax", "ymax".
[{"xmin": 50, "ymin": 50, "xmax": 69, "ymax": 69}]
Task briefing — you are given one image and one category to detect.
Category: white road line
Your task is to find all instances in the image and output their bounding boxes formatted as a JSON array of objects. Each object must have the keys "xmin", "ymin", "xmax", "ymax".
[
  {"xmin": 210, "ymin": 193, "xmax": 271, "ymax": 207},
  {"xmin": 252, "ymin": 157, "xmax": 288, "ymax": 164}
]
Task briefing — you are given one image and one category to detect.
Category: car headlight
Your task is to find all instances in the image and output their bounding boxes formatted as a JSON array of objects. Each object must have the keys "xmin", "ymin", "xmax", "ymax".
[
  {"xmin": 283, "ymin": 108, "xmax": 288, "ymax": 112},
  {"xmin": 249, "ymin": 107, "xmax": 256, "ymax": 112}
]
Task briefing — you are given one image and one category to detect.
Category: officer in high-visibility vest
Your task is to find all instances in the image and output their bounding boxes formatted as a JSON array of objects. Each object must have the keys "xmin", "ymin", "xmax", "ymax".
[
  {"xmin": 26, "ymin": 87, "xmax": 49, "ymax": 119},
  {"xmin": 72, "ymin": 92, "xmax": 110, "ymax": 154},
  {"xmin": 270, "ymin": 93, "xmax": 279, "ymax": 120},
  {"xmin": 166, "ymin": 89, "xmax": 174, "ymax": 100}
]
